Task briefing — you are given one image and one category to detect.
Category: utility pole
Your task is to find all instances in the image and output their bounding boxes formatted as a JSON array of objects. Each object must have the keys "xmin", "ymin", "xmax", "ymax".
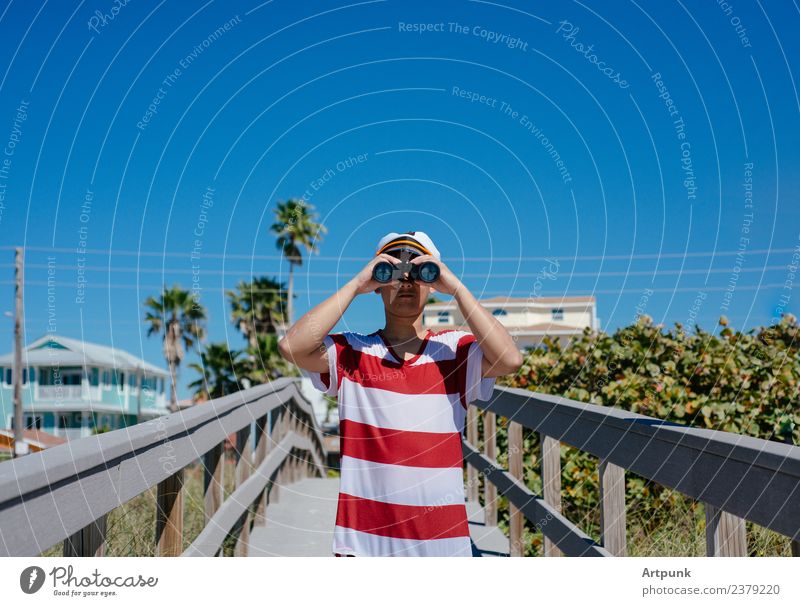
[{"xmin": 13, "ymin": 247, "xmax": 28, "ymax": 458}]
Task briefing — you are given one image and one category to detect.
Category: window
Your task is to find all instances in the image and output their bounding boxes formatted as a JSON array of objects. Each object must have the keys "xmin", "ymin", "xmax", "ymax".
[
  {"xmin": 492, "ymin": 308, "xmax": 508, "ymax": 316},
  {"xmin": 551, "ymin": 308, "xmax": 564, "ymax": 321},
  {"xmin": 6, "ymin": 368, "xmax": 11, "ymax": 385},
  {"xmin": 437, "ymin": 311, "xmax": 450, "ymax": 324},
  {"xmin": 102, "ymin": 370, "xmax": 111, "ymax": 390},
  {"xmin": 63, "ymin": 372, "xmax": 82, "ymax": 386},
  {"xmin": 117, "ymin": 372, "xmax": 126, "ymax": 393},
  {"xmin": 22, "ymin": 368, "xmax": 27, "ymax": 385},
  {"xmin": 90, "ymin": 368, "xmax": 99, "ymax": 387},
  {"xmin": 28, "ymin": 367, "xmax": 35, "ymax": 383},
  {"xmin": 129, "ymin": 373, "xmax": 138, "ymax": 389},
  {"xmin": 23, "ymin": 414, "xmax": 43, "ymax": 430}
]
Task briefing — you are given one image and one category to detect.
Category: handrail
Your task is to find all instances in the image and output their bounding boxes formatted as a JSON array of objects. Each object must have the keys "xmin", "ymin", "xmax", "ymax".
[
  {"xmin": 0, "ymin": 377, "xmax": 327, "ymax": 557},
  {"xmin": 464, "ymin": 385, "xmax": 800, "ymax": 556},
  {"xmin": 462, "ymin": 440, "xmax": 611, "ymax": 556}
]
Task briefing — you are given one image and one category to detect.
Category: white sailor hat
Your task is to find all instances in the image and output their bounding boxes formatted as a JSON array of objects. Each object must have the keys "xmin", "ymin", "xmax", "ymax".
[{"xmin": 375, "ymin": 230, "xmax": 441, "ymax": 260}]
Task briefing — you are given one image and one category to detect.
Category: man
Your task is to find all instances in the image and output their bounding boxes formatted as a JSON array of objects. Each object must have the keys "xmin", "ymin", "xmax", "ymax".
[{"xmin": 277, "ymin": 230, "xmax": 523, "ymax": 556}]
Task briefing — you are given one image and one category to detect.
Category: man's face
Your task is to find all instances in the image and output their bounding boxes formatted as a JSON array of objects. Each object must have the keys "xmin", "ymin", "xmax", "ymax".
[{"xmin": 374, "ymin": 251, "xmax": 434, "ymax": 316}]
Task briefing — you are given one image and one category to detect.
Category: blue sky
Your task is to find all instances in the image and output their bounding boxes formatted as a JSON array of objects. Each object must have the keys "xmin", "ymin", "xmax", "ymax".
[{"xmin": 0, "ymin": 1, "xmax": 798, "ymax": 398}]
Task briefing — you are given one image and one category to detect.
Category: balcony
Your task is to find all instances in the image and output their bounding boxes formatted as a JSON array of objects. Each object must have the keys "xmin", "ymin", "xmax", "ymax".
[{"xmin": 37, "ymin": 385, "xmax": 85, "ymax": 400}]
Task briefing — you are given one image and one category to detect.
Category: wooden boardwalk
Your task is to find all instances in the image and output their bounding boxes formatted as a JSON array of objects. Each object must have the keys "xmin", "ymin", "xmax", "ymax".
[
  {"xmin": 3, "ymin": 378, "xmax": 796, "ymax": 558},
  {"xmin": 248, "ymin": 477, "xmax": 510, "ymax": 556}
]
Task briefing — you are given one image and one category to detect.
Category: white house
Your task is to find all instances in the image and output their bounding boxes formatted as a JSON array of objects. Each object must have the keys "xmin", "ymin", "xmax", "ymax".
[{"xmin": 423, "ymin": 296, "xmax": 599, "ymax": 350}]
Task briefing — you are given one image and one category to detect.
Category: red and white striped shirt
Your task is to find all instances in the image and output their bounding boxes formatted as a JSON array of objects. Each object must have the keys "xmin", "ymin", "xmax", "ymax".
[{"xmin": 305, "ymin": 328, "xmax": 495, "ymax": 556}]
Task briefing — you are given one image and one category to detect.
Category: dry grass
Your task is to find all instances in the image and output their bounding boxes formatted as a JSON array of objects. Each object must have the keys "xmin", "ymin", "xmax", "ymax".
[
  {"xmin": 39, "ymin": 454, "xmax": 242, "ymax": 557},
  {"xmin": 493, "ymin": 481, "xmax": 793, "ymax": 557}
]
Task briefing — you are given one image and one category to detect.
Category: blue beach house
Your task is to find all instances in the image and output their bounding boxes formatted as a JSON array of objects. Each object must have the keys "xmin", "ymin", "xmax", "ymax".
[{"xmin": 0, "ymin": 335, "xmax": 169, "ymax": 440}]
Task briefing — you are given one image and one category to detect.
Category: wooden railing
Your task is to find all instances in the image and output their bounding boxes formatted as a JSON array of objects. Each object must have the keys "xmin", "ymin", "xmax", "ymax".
[
  {"xmin": 463, "ymin": 385, "xmax": 800, "ymax": 557},
  {"xmin": 0, "ymin": 377, "xmax": 326, "ymax": 557}
]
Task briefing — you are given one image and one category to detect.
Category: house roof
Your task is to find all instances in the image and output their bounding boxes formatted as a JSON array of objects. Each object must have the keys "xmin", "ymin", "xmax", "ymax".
[
  {"xmin": 446, "ymin": 323, "xmax": 587, "ymax": 334},
  {"xmin": 0, "ymin": 335, "xmax": 168, "ymax": 376},
  {"xmin": 426, "ymin": 295, "xmax": 596, "ymax": 307},
  {"xmin": 0, "ymin": 428, "xmax": 67, "ymax": 452}
]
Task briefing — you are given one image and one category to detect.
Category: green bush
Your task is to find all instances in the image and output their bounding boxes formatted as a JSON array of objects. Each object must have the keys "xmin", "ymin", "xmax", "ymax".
[{"xmin": 488, "ymin": 314, "xmax": 799, "ymax": 556}]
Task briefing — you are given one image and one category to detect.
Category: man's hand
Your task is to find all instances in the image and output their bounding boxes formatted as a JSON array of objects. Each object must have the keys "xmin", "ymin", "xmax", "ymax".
[
  {"xmin": 350, "ymin": 254, "xmax": 403, "ymax": 295},
  {"xmin": 409, "ymin": 254, "xmax": 463, "ymax": 296}
]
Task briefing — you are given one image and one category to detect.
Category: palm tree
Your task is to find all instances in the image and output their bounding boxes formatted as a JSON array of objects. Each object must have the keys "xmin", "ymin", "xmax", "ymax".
[
  {"xmin": 143, "ymin": 285, "xmax": 207, "ymax": 413},
  {"xmin": 270, "ymin": 199, "xmax": 327, "ymax": 326},
  {"xmin": 240, "ymin": 333, "xmax": 298, "ymax": 383},
  {"xmin": 188, "ymin": 342, "xmax": 243, "ymax": 401},
  {"xmin": 227, "ymin": 277, "xmax": 288, "ymax": 347}
]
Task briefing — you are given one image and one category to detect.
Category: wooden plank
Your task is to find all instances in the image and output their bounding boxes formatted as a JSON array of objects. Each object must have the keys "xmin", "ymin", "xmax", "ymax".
[
  {"xmin": 471, "ymin": 386, "xmax": 800, "ymax": 541},
  {"xmin": 599, "ymin": 459, "xmax": 626, "ymax": 556},
  {"xmin": 541, "ymin": 434, "xmax": 562, "ymax": 557},
  {"xmin": 705, "ymin": 503, "xmax": 747, "ymax": 556},
  {"xmin": 466, "ymin": 405, "xmax": 479, "ymax": 502},
  {"xmin": 155, "ymin": 469, "xmax": 184, "ymax": 556},
  {"xmin": 248, "ymin": 477, "xmax": 339, "ymax": 556},
  {"xmin": 508, "ymin": 420, "xmax": 523, "ymax": 556},
  {"xmin": 462, "ymin": 440, "xmax": 611, "ymax": 556},
  {"xmin": 268, "ymin": 408, "xmax": 280, "ymax": 504},
  {"xmin": 484, "ymin": 410, "xmax": 497, "ymax": 526},
  {"xmin": 234, "ymin": 424, "xmax": 253, "ymax": 557},
  {"xmin": 63, "ymin": 513, "xmax": 106, "ymax": 557},
  {"xmin": 253, "ymin": 416, "xmax": 269, "ymax": 527},
  {"xmin": 203, "ymin": 442, "xmax": 223, "ymax": 526}
]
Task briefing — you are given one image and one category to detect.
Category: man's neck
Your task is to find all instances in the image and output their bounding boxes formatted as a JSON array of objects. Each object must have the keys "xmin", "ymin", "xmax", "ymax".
[{"xmin": 380, "ymin": 319, "xmax": 427, "ymax": 342}]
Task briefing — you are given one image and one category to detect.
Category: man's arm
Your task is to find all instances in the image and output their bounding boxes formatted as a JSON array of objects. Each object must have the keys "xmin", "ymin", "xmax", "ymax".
[
  {"xmin": 277, "ymin": 253, "xmax": 403, "ymax": 373},
  {"xmin": 454, "ymin": 285, "xmax": 524, "ymax": 378},
  {"xmin": 277, "ymin": 280, "xmax": 359, "ymax": 373},
  {"xmin": 408, "ymin": 254, "xmax": 523, "ymax": 379}
]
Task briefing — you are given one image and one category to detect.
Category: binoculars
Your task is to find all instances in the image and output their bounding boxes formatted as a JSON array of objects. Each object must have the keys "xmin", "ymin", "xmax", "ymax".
[{"xmin": 373, "ymin": 256, "xmax": 440, "ymax": 284}]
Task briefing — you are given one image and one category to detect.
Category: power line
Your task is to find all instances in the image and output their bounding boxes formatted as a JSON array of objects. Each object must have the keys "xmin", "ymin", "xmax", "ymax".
[
  {"xmin": 1, "ymin": 245, "xmax": 796, "ymax": 262},
  {"xmin": 2, "ymin": 263, "xmax": 791, "ymax": 278},
  {"xmin": 1, "ymin": 280, "xmax": 790, "ymax": 295}
]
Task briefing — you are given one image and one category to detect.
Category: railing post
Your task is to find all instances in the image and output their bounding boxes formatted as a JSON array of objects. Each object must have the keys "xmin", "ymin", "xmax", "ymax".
[
  {"xmin": 63, "ymin": 513, "xmax": 106, "ymax": 556},
  {"xmin": 508, "ymin": 420, "xmax": 524, "ymax": 556},
  {"xmin": 253, "ymin": 414, "xmax": 269, "ymax": 527},
  {"xmin": 599, "ymin": 459, "xmax": 626, "ymax": 556},
  {"xmin": 705, "ymin": 503, "xmax": 746, "ymax": 556},
  {"xmin": 287, "ymin": 413, "xmax": 297, "ymax": 483},
  {"xmin": 466, "ymin": 405, "xmax": 479, "ymax": 502},
  {"xmin": 203, "ymin": 442, "xmax": 224, "ymax": 526},
  {"xmin": 269, "ymin": 408, "xmax": 282, "ymax": 503},
  {"xmin": 155, "ymin": 469, "xmax": 184, "ymax": 556},
  {"xmin": 540, "ymin": 434, "xmax": 562, "ymax": 557},
  {"xmin": 483, "ymin": 410, "xmax": 497, "ymax": 526},
  {"xmin": 234, "ymin": 422, "xmax": 253, "ymax": 557}
]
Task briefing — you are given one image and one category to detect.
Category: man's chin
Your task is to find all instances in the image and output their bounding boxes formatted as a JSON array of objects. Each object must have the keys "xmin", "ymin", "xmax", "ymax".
[{"xmin": 391, "ymin": 301, "xmax": 420, "ymax": 313}]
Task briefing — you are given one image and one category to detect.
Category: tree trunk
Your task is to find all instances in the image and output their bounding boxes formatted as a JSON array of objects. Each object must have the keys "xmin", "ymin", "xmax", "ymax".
[
  {"xmin": 287, "ymin": 263, "xmax": 294, "ymax": 326},
  {"xmin": 168, "ymin": 360, "xmax": 179, "ymax": 413}
]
